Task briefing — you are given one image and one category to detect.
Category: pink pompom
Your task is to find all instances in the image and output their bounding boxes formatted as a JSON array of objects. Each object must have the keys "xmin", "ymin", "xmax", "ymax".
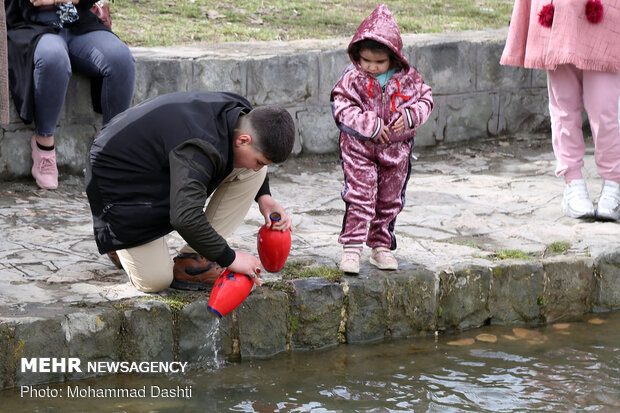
[
  {"xmin": 585, "ymin": 0, "xmax": 604, "ymax": 24},
  {"xmin": 538, "ymin": 3, "xmax": 555, "ymax": 28}
]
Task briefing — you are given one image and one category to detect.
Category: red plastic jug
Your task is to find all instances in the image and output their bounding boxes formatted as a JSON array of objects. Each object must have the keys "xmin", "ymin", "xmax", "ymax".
[
  {"xmin": 207, "ymin": 269, "xmax": 254, "ymax": 318},
  {"xmin": 257, "ymin": 212, "xmax": 291, "ymax": 272}
]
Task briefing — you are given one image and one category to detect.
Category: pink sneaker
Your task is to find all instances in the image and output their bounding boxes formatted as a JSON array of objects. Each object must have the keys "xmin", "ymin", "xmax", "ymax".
[
  {"xmin": 340, "ymin": 248, "xmax": 361, "ymax": 274},
  {"xmin": 30, "ymin": 135, "xmax": 58, "ymax": 190},
  {"xmin": 370, "ymin": 247, "xmax": 398, "ymax": 270}
]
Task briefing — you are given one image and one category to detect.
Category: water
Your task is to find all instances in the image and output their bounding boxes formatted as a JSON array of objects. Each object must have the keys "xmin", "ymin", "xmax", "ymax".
[
  {"xmin": 198, "ymin": 318, "xmax": 224, "ymax": 370},
  {"xmin": 2, "ymin": 312, "xmax": 619, "ymax": 412}
]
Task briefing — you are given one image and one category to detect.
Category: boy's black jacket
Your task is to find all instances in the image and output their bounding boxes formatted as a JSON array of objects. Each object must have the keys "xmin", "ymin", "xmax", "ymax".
[{"xmin": 86, "ymin": 91, "xmax": 270, "ymax": 267}]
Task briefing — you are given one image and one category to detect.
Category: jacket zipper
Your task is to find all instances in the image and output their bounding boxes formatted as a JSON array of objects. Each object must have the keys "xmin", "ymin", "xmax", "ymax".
[
  {"xmin": 381, "ymin": 88, "xmax": 386, "ymax": 120},
  {"xmin": 102, "ymin": 201, "xmax": 153, "ymax": 214}
]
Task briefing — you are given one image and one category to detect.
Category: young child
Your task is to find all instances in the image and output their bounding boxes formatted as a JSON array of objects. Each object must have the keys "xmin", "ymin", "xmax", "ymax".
[
  {"xmin": 330, "ymin": 4, "xmax": 433, "ymax": 274},
  {"xmin": 501, "ymin": 0, "xmax": 620, "ymax": 221}
]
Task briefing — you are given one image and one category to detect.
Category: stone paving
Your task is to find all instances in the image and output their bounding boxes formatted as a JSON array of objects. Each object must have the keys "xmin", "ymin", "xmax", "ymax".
[{"xmin": 0, "ymin": 134, "xmax": 618, "ymax": 317}]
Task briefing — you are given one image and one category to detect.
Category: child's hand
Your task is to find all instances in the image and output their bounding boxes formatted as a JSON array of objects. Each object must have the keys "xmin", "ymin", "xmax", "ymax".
[
  {"xmin": 373, "ymin": 124, "xmax": 390, "ymax": 144},
  {"xmin": 391, "ymin": 116, "xmax": 405, "ymax": 133}
]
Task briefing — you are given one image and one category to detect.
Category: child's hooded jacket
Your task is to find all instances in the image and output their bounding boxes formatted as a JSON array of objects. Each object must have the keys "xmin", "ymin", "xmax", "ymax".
[{"xmin": 330, "ymin": 4, "xmax": 433, "ymax": 143}]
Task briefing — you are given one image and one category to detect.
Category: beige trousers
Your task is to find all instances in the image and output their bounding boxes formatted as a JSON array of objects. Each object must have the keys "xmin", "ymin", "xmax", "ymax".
[{"xmin": 116, "ymin": 167, "xmax": 267, "ymax": 292}]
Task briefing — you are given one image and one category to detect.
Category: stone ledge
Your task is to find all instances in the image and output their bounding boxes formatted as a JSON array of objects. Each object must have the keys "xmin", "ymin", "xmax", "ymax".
[
  {"xmin": 2, "ymin": 250, "xmax": 618, "ymax": 389},
  {"xmin": 0, "ymin": 28, "xmax": 551, "ymax": 179}
]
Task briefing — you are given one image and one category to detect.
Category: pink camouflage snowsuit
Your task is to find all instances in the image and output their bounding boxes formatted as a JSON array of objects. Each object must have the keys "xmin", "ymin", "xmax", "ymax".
[{"xmin": 330, "ymin": 4, "xmax": 433, "ymax": 250}]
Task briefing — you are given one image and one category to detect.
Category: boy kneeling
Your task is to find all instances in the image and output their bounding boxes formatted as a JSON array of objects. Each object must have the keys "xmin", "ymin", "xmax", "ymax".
[{"xmin": 86, "ymin": 91, "xmax": 295, "ymax": 292}]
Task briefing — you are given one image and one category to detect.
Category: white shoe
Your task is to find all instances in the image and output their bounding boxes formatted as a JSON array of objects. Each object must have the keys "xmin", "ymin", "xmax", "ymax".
[
  {"xmin": 561, "ymin": 179, "xmax": 594, "ymax": 219},
  {"xmin": 595, "ymin": 180, "xmax": 620, "ymax": 221}
]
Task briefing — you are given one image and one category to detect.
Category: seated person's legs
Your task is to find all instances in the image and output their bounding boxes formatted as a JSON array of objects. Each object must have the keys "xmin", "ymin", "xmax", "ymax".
[
  {"xmin": 116, "ymin": 237, "xmax": 174, "ymax": 293},
  {"xmin": 66, "ymin": 29, "xmax": 136, "ymax": 123},
  {"xmin": 33, "ymin": 34, "xmax": 72, "ymax": 137}
]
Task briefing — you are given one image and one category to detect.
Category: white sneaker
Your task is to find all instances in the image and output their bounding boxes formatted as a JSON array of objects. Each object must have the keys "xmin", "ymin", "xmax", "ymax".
[
  {"xmin": 561, "ymin": 179, "xmax": 594, "ymax": 219},
  {"xmin": 595, "ymin": 180, "xmax": 620, "ymax": 221}
]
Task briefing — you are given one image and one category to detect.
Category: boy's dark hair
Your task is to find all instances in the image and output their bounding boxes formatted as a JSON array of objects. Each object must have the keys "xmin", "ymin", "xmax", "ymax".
[
  {"xmin": 349, "ymin": 38, "xmax": 405, "ymax": 71},
  {"xmin": 246, "ymin": 106, "xmax": 295, "ymax": 164}
]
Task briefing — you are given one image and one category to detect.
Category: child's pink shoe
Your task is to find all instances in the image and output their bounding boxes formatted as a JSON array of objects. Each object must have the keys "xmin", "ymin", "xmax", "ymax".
[
  {"xmin": 340, "ymin": 247, "xmax": 361, "ymax": 274},
  {"xmin": 370, "ymin": 247, "xmax": 398, "ymax": 270},
  {"xmin": 30, "ymin": 135, "xmax": 58, "ymax": 190}
]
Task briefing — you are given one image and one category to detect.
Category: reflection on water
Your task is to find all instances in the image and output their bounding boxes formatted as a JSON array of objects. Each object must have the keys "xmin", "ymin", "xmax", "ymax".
[{"xmin": 2, "ymin": 312, "xmax": 620, "ymax": 412}]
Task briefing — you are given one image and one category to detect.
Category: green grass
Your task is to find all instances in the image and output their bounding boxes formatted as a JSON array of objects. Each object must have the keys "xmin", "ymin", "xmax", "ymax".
[
  {"xmin": 280, "ymin": 260, "xmax": 343, "ymax": 282},
  {"xmin": 147, "ymin": 292, "xmax": 202, "ymax": 313},
  {"xmin": 109, "ymin": 0, "xmax": 513, "ymax": 47},
  {"xmin": 495, "ymin": 249, "xmax": 534, "ymax": 261},
  {"xmin": 547, "ymin": 241, "xmax": 571, "ymax": 255}
]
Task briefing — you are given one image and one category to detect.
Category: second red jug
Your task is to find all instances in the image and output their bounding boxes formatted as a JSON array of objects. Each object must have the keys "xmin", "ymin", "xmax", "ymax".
[{"xmin": 257, "ymin": 212, "xmax": 291, "ymax": 272}]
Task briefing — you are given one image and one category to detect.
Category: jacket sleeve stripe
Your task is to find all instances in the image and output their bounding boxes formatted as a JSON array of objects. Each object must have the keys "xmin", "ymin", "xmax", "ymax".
[
  {"xmin": 405, "ymin": 108, "xmax": 413, "ymax": 128},
  {"xmin": 372, "ymin": 118, "xmax": 381, "ymax": 138}
]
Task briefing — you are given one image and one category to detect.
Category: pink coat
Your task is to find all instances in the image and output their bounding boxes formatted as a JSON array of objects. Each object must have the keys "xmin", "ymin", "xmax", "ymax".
[
  {"xmin": 330, "ymin": 4, "xmax": 433, "ymax": 143},
  {"xmin": 501, "ymin": 0, "xmax": 620, "ymax": 72}
]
